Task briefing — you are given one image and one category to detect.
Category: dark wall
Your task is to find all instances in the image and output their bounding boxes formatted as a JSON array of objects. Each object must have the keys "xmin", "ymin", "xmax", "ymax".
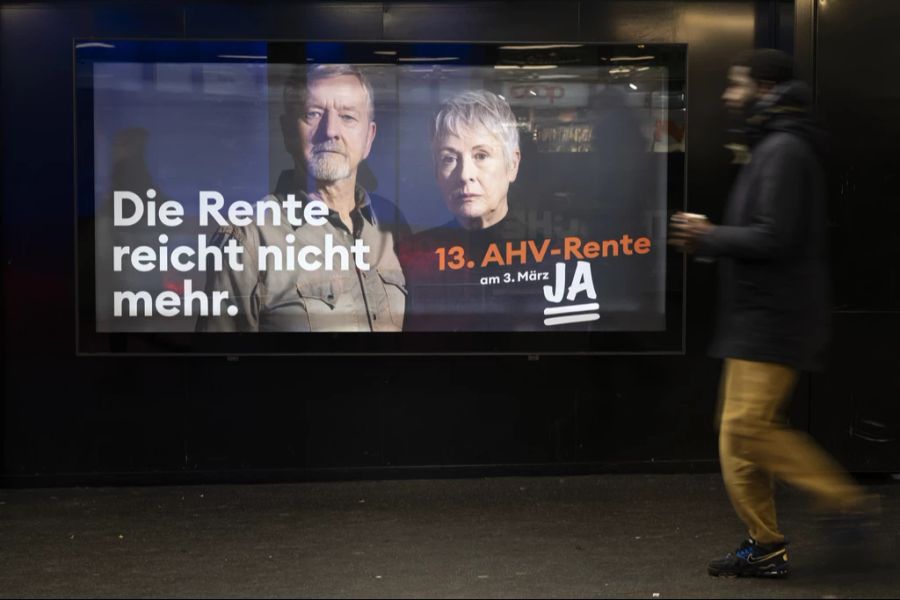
[
  {"xmin": 2, "ymin": 0, "xmax": 895, "ymax": 485},
  {"xmin": 809, "ymin": 0, "xmax": 900, "ymax": 472}
]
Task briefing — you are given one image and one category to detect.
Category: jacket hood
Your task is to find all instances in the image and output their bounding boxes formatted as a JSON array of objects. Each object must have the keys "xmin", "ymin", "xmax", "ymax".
[{"xmin": 747, "ymin": 80, "xmax": 829, "ymax": 159}]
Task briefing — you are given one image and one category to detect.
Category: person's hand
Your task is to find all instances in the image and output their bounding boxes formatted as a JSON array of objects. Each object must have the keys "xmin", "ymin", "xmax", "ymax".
[{"xmin": 669, "ymin": 212, "xmax": 714, "ymax": 253}]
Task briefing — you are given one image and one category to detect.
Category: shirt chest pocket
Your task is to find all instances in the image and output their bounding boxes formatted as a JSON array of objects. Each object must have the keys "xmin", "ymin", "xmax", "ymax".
[
  {"xmin": 374, "ymin": 268, "xmax": 408, "ymax": 330},
  {"xmin": 295, "ymin": 276, "xmax": 361, "ymax": 331},
  {"xmin": 378, "ymin": 268, "xmax": 407, "ymax": 295}
]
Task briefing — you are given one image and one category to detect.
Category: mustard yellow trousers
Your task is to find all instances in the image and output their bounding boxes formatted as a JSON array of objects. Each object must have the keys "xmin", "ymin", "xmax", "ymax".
[{"xmin": 718, "ymin": 358, "xmax": 866, "ymax": 544}]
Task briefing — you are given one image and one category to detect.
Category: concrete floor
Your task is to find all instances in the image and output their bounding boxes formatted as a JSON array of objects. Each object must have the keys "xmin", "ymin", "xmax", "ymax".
[{"xmin": 0, "ymin": 473, "xmax": 897, "ymax": 598}]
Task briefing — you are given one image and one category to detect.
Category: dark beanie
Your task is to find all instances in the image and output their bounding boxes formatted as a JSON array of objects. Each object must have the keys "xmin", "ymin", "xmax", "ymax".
[{"xmin": 732, "ymin": 48, "xmax": 794, "ymax": 84}]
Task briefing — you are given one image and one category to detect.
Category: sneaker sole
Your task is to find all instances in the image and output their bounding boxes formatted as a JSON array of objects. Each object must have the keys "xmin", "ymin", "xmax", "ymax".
[{"xmin": 708, "ymin": 567, "xmax": 789, "ymax": 579}]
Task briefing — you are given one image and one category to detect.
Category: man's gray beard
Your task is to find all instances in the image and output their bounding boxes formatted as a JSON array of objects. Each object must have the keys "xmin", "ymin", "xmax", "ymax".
[{"xmin": 307, "ymin": 153, "xmax": 351, "ymax": 182}]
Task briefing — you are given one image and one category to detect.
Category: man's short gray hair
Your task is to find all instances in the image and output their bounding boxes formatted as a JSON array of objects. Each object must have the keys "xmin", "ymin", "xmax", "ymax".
[
  {"xmin": 283, "ymin": 64, "xmax": 375, "ymax": 121},
  {"xmin": 431, "ymin": 90, "xmax": 520, "ymax": 165}
]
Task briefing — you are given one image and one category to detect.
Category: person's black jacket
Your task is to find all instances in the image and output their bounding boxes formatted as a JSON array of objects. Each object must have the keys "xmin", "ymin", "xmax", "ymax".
[{"xmin": 697, "ymin": 81, "xmax": 830, "ymax": 371}]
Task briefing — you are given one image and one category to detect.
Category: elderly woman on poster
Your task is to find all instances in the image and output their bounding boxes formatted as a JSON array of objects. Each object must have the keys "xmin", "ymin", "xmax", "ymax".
[{"xmin": 402, "ymin": 89, "xmax": 553, "ymax": 332}]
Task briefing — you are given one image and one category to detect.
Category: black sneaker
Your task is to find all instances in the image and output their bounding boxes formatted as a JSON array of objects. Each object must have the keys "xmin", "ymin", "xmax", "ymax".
[{"xmin": 707, "ymin": 538, "xmax": 790, "ymax": 578}]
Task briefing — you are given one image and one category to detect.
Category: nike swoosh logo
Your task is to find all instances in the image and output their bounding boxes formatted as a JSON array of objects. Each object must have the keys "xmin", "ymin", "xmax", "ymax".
[{"xmin": 747, "ymin": 549, "xmax": 786, "ymax": 564}]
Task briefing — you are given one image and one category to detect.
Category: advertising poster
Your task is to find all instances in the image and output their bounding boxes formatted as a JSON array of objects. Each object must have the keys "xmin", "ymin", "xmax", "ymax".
[{"xmin": 77, "ymin": 41, "xmax": 686, "ymax": 352}]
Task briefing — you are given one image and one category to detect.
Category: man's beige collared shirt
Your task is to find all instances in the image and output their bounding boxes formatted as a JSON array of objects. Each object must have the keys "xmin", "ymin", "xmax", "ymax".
[{"xmin": 197, "ymin": 186, "xmax": 406, "ymax": 332}]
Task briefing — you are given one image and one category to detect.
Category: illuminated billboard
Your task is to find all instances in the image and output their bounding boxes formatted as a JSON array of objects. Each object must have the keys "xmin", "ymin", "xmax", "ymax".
[{"xmin": 75, "ymin": 40, "xmax": 686, "ymax": 354}]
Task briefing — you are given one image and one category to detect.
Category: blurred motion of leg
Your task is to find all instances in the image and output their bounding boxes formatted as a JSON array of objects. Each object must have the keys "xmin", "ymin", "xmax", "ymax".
[{"xmin": 710, "ymin": 358, "xmax": 881, "ymax": 579}]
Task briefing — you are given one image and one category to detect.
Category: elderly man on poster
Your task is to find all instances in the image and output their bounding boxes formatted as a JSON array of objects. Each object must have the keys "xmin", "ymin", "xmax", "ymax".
[{"xmin": 197, "ymin": 64, "xmax": 408, "ymax": 332}]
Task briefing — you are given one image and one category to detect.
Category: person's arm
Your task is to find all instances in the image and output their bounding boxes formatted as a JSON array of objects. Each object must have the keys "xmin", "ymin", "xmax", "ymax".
[
  {"xmin": 195, "ymin": 225, "xmax": 261, "ymax": 332},
  {"xmin": 696, "ymin": 140, "xmax": 806, "ymax": 260}
]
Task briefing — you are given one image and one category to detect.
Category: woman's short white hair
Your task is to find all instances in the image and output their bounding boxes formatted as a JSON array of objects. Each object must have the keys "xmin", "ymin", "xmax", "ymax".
[{"xmin": 431, "ymin": 90, "xmax": 520, "ymax": 166}]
